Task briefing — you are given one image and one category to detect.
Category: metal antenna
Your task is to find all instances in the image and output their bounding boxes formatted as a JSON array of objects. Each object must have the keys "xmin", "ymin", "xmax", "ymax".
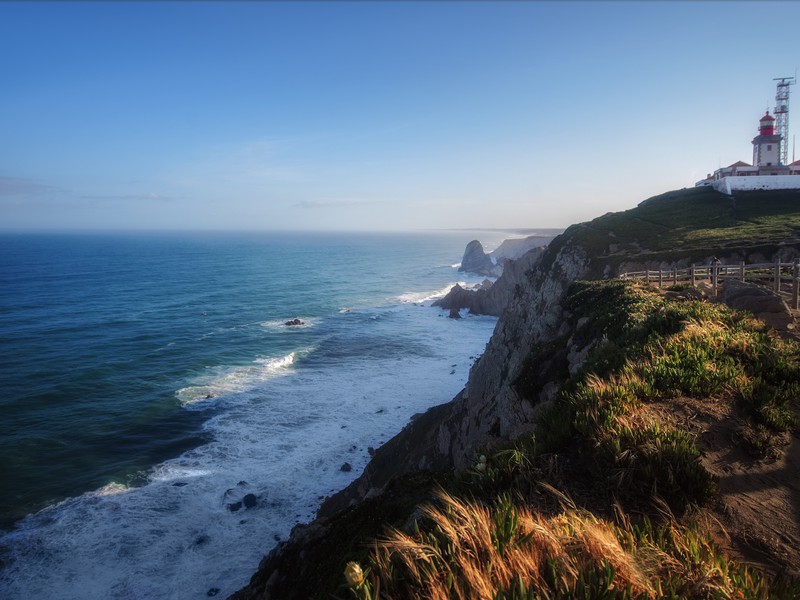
[{"xmin": 773, "ymin": 76, "xmax": 796, "ymax": 165}]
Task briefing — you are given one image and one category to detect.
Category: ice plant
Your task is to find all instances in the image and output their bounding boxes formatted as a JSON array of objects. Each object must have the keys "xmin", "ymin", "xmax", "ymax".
[{"xmin": 344, "ymin": 561, "xmax": 365, "ymax": 588}]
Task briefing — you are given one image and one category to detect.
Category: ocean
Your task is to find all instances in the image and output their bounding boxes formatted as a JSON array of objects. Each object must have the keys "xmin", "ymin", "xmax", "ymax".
[{"xmin": 0, "ymin": 230, "xmax": 520, "ymax": 599}]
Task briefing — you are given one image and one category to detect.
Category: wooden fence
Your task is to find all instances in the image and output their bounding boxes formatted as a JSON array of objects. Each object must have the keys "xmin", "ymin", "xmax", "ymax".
[{"xmin": 619, "ymin": 260, "xmax": 800, "ymax": 309}]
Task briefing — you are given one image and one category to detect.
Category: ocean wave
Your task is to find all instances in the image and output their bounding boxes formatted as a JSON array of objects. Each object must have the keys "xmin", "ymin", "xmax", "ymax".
[
  {"xmin": 0, "ymin": 306, "xmax": 499, "ymax": 600},
  {"xmin": 92, "ymin": 482, "xmax": 132, "ymax": 498},
  {"xmin": 396, "ymin": 283, "xmax": 462, "ymax": 305},
  {"xmin": 175, "ymin": 351, "xmax": 301, "ymax": 408}
]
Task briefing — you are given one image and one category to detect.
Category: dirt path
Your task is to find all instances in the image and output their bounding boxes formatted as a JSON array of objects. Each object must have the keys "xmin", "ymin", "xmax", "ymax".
[{"xmin": 665, "ymin": 396, "xmax": 800, "ymax": 575}]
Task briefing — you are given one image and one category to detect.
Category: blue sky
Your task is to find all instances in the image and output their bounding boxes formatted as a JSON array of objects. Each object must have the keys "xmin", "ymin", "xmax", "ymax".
[{"xmin": 2, "ymin": 1, "xmax": 799, "ymax": 231}]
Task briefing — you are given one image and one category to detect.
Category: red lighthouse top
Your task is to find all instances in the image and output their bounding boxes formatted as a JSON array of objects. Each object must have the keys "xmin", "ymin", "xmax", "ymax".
[{"xmin": 759, "ymin": 111, "xmax": 776, "ymax": 135}]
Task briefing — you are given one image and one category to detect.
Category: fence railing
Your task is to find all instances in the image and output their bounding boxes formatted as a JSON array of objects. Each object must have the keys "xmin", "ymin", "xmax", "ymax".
[{"xmin": 619, "ymin": 260, "xmax": 800, "ymax": 309}]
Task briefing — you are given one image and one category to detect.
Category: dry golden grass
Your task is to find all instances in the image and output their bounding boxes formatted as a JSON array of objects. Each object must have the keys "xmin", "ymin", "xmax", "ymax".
[{"xmin": 370, "ymin": 490, "xmax": 656, "ymax": 599}]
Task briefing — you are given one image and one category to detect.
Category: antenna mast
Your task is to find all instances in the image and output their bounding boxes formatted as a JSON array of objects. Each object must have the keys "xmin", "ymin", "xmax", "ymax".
[{"xmin": 773, "ymin": 76, "xmax": 796, "ymax": 165}]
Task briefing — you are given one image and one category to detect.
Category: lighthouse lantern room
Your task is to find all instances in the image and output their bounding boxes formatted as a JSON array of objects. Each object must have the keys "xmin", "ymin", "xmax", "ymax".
[{"xmin": 752, "ymin": 111, "xmax": 780, "ymax": 167}]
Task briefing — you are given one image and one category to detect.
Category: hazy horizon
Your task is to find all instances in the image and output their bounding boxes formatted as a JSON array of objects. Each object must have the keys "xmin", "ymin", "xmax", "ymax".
[{"xmin": 2, "ymin": 1, "xmax": 799, "ymax": 232}]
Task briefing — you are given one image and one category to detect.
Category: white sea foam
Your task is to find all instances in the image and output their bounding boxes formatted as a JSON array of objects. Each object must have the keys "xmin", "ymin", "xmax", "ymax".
[
  {"xmin": 175, "ymin": 351, "xmax": 299, "ymax": 408},
  {"xmin": 93, "ymin": 482, "xmax": 131, "ymax": 497},
  {"xmin": 0, "ymin": 304, "xmax": 497, "ymax": 600},
  {"xmin": 397, "ymin": 283, "xmax": 464, "ymax": 304}
]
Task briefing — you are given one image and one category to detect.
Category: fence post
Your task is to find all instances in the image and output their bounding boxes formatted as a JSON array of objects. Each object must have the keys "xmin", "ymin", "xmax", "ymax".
[
  {"xmin": 740, "ymin": 261, "xmax": 745, "ymax": 282},
  {"xmin": 673, "ymin": 268, "xmax": 678, "ymax": 285},
  {"xmin": 691, "ymin": 265, "xmax": 696, "ymax": 287},
  {"xmin": 659, "ymin": 269, "xmax": 663, "ymax": 288},
  {"xmin": 793, "ymin": 260, "xmax": 800, "ymax": 310},
  {"xmin": 774, "ymin": 260, "xmax": 781, "ymax": 292},
  {"xmin": 713, "ymin": 263, "xmax": 718, "ymax": 296}
]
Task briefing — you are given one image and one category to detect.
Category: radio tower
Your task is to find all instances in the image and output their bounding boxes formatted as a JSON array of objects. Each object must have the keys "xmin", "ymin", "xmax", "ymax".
[{"xmin": 774, "ymin": 76, "xmax": 796, "ymax": 165}]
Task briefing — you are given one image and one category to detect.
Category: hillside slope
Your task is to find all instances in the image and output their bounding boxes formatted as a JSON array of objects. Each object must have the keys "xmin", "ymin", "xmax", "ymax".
[{"xmin": 232, "ymin": 188, "xmax": 800, "ymax": 599}]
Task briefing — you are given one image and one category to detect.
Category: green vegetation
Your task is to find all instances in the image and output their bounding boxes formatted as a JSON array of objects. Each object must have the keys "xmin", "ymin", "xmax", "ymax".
[
  {"xmin": 547, "ymin": 188, "xmax": 800, "ymax": 275},
  {"xmin": 336, "ymin": 280, "xmax": 800, "ymax": 599}
]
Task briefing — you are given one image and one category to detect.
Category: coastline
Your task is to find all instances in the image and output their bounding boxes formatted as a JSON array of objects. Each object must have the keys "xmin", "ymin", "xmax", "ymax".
[
  {"xmin": 230, "ymin": 187, "xmax": 800, "ymax": 599},
  {"xmin": 0, "ymin": 231, "xmax": 502, "ymax": 600}
]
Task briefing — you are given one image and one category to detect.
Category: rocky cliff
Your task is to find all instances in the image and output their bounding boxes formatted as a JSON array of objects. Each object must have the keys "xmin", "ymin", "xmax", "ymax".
[
  {"xmin": 231, "ymin": 186, "xmax": 800, "ymax": 599},
  {"xmin": 458, "ymin": 239, "xmax": 502, "ymax": 277},
  {"xmin": 432, "ymin": 245, "xmax": 546, "ymax": 316},
  {"xmin": 320, "ymin": 224, "xmax": 592, "ymax": 517},
  {"xmin": 489, "ymin": 232, "xmax": 559, "ymax": 262}
]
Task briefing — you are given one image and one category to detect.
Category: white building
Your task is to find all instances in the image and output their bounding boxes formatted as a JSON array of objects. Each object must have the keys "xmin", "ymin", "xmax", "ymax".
[{"xmin": 696, "ymin": 111, "xmax": 800, "ymax": 194}]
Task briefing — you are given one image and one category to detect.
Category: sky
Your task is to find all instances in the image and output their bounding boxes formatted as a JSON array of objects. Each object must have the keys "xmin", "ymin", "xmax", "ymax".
[{"xmin": 1, "ymin": 1, "xmax": 799, "ymax": 232}]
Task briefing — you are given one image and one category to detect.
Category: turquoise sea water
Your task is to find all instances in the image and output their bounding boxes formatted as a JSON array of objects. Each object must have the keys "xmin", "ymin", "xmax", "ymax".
[{"xmin": 0, "ymin": 230, "xmax": 520, "ymax": 599}]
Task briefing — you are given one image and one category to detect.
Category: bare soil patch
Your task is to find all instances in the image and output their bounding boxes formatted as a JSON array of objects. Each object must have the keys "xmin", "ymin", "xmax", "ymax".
[{"xmin": 660, "ymin": 395, "xmax": 800, "ymax": 575}]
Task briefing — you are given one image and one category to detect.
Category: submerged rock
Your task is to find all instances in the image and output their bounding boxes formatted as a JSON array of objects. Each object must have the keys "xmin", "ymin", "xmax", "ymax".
[
  {"xmin": 285, "ymin": 318, "xmax": 305, "ymax": 327},
  {"xmin": 340, "ymin": 462, "xmax": 352, "ymax": 472}
]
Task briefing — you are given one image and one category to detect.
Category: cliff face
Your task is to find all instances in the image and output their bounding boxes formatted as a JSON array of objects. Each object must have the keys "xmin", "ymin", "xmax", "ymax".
[
  {"xmin": 433, "ymin": 245, "xmax": 546, "ymax": 316},
  {"xmin": 319, "ymin": 231, "xmax": 591, "ymax": 517},
  {"xmin": 231, "ymin": 226, "xmax": 600, "ymax": 599},
  {"xmin": 232, "ymin": 187, "xmax": 800, "ymax": 599}
]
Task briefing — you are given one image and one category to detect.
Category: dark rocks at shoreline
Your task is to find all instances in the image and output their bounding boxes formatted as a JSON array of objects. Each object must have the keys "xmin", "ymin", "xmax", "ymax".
[
  {"xmin": 224, "ymin": 482, "xmax": 259, "ymax": 512},
  {"xmin": 340, "ymin": 462, "xmax": 352, "ymax": 472}
]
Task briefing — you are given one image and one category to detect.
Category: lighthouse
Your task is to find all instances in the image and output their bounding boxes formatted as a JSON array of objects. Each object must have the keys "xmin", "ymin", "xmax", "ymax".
[
  {"xmin": 752, "ymin": 111, "xmax": 781, "ymax": 167},
  {"xmin": 694, "ymin": 78, "xmax": 800, "ymax": 194}
]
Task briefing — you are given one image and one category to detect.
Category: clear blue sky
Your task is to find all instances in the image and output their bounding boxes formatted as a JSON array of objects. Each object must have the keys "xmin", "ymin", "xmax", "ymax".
[{"xmin": 2, "ymin": 1, "xmax": 799, "ymax": 231}]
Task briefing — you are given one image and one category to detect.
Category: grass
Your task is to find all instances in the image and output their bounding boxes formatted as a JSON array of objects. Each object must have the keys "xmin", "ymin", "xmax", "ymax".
[
  {"xmin": 335, "ymin": 280, "xmax": 800, "ymax": 598},
  {"xmin": 348, "ymin": 490, "xmax": 800, "ymax": 600},
  {"xmin": 545, "ymin": 188, "xmax": 800, "ymax": 277}
]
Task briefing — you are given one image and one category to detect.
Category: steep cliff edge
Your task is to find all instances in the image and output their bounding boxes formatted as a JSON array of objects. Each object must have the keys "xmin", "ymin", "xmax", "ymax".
[
  {"xmin": 433, "ymin": 245, "xmax": 546, "ymax": 316},
  {"xmin": 231, "ymin": 187, "xmax": 800, "ymax": 599},
  {"xmin": 322, "ymin": 187, "xmax": 800, "ymax": 512}
]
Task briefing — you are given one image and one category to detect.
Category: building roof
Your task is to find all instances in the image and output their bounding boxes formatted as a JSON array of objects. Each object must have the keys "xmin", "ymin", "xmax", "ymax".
[
  {"xmin": 752, "ymin": 134, "xmax": 781, "ymax": 143},
  {"xmin": 760, "ymin": 111, "xmax": 776, "ymax": 122},
  {"xmin": 727, "ymin": 160, "xmax": 751, "ymax": 168},
  {"xmin": 790, "ymin": 159, "xmax": 800, "ymax": 167}
]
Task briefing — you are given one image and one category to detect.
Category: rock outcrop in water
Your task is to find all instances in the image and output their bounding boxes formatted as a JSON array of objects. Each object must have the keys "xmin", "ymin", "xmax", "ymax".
[
  {"xmin": 433, "ymin": 245, "xmax": 547, "ymax": 316},
  {"xmin": 458, "ymin": 240, "xmax": 502, "ymax": 277}
]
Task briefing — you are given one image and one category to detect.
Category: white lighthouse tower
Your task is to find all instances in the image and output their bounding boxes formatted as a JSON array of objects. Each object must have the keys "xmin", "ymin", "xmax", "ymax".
[
  {"xmin": 695, "ymin": 78, "xmax": 800, "ymax": 194},
  {"xmin": 752, "ymin": 111, "xmax": 781, "ymax": 167}
]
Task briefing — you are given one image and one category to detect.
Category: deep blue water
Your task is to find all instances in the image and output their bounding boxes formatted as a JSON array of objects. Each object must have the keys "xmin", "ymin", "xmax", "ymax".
[{"xmin": 0, "ymin": 230, "xmax": 520, "ymax": 599}]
